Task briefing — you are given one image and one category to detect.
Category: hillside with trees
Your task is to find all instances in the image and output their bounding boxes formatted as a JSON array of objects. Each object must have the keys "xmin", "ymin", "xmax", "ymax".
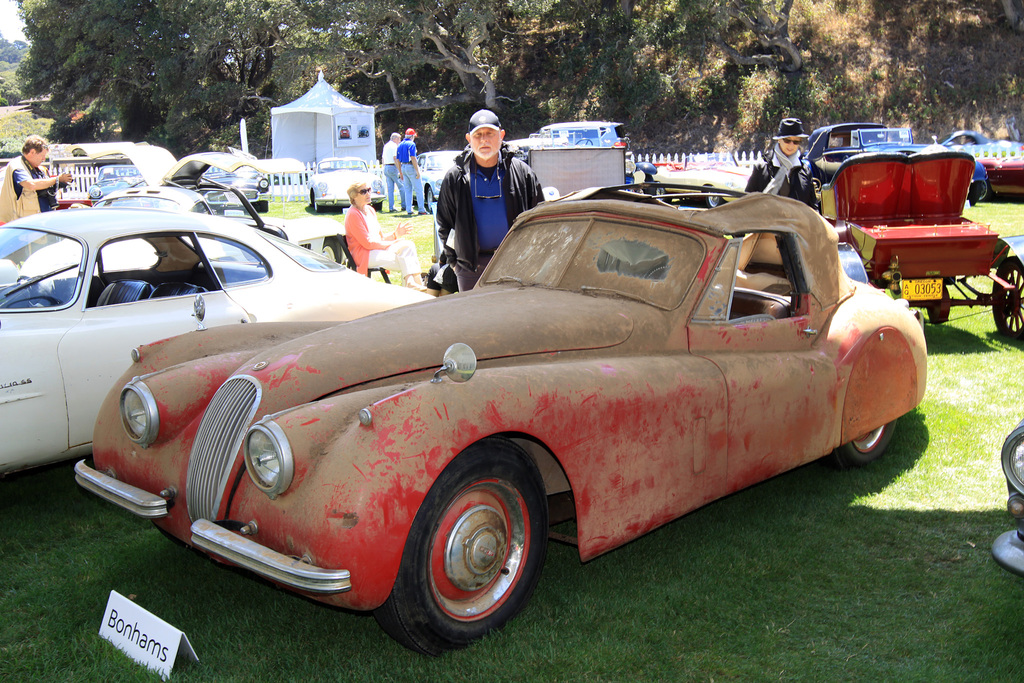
[{"xmin": 9, "ymin": 0, "xmax": 1024, "ymax": 157}]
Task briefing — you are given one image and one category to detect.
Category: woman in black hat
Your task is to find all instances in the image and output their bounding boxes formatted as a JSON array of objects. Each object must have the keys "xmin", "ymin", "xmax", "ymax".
[{"xmin": 745, "ymin": 117, "xmax": 817, "ymax": 209}]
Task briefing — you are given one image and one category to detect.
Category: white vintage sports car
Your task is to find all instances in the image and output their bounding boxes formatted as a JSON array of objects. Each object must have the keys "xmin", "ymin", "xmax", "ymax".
[
  {"xmin": 0, "ymin": 208, "xmax": 430, "ymax": 474},
  {"xmin": 308, "ymin": 157, "xmax": 385, "ymax": 212}
]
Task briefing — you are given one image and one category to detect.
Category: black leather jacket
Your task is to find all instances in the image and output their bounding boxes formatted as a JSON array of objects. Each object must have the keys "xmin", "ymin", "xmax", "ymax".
[
  {"xmin": 436, "ymin": 145, "xmax": 543, "ymax": 271},
  {"xmin": 745, "ymin": 152, "xmax": 817, "ymax": 210}
]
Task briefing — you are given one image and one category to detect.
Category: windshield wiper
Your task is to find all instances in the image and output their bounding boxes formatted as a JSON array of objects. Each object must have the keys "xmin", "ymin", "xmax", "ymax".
[{"xmin": 0, "ymin": 263, "xmax": 78, "ymax": 302}]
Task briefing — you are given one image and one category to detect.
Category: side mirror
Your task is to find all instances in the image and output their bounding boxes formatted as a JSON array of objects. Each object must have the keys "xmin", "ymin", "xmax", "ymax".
[
  {"xmin": 431, "ymin": 343, "xmax": 477, "ymax": 384},
  {"xmin": 193, "ymin": 294, "xmax": 207, "ymax": 330}
]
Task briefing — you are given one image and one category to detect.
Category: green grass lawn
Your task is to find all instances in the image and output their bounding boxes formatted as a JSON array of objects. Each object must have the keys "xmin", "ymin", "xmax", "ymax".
[{"xmin": 1, "ymin": 198, "xmax": 1023, "ymax": 681}]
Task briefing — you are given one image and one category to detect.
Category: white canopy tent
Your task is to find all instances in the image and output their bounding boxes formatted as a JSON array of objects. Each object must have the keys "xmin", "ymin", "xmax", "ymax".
[{"xmin": 270, "ymin": 71, "xmax": 376, "ymax": 166}]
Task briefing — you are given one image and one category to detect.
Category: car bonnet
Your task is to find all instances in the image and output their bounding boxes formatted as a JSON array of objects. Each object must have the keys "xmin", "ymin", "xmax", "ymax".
[{"xmin": 224, "ymin": 287, "xmax": 635, "ymax": 403}]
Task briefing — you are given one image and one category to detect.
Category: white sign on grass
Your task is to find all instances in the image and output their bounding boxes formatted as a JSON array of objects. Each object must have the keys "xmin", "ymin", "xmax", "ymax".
[{"xmin": 98, "ymin": 590, "xmax": 198, "ymax": 680}]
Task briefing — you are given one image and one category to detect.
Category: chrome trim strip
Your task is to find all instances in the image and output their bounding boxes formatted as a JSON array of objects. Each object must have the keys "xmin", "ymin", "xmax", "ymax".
[
  {"xmin": 73, "ymin": 460, "xmax": 168, "ymax": 519},
  {"xmin": 190, "ymin": 518, "xmax": 351, "ymax": 594}
]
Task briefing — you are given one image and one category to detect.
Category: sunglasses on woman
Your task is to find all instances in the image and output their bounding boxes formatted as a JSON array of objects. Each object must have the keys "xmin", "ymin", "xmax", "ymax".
[{"xmin": 357, "ymin": 187, "xmax": 372, "ymax": 195}]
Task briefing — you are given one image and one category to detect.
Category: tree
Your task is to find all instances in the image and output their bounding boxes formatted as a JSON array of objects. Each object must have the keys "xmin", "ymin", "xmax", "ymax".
[
  {"xmin": 296, "ymin": 0, "xmax": 524, "ymax": 112},
  {"xmin": 714, "ymin": 0, "xmax": 803, "ymax": 72},
  {"xmin": 998, "ymin": 0, "xmax": 1024, "ymax": 32}
]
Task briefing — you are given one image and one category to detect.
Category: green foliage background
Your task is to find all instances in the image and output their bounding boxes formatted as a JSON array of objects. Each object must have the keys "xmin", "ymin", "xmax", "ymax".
[{"xmin": 5, "ymin": 1, "xmax": 1024, "ymax": 155}]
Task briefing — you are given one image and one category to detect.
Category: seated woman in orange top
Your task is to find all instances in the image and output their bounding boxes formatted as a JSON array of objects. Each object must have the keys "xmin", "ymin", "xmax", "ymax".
[{"xmin": 343, "ymin": 176, "xmax": 427, "ymax": 291}]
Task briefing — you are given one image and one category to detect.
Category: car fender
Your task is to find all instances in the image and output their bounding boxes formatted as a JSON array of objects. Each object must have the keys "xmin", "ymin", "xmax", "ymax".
[
  {"xmin": 224, "ymin": 353, "xmax": 730, "ymax": 609},
  {"xmin": 830, "ymin": 290, "xmax": 927, "ymax": 444},
  {"xmin": 997, "ymin": 234, "xmax": 1024, "ymax": 266}
]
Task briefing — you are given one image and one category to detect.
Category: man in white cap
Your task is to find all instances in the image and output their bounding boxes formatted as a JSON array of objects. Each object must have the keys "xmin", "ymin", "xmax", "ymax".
[{"xmin": 436, "ymin": 109, "xmax": 543, "ymax": 291}]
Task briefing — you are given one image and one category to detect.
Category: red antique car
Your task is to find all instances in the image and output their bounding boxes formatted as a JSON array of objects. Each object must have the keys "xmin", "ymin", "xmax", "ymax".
[
  {"xmin": 75, "ymin": 190, "xmax": 927, "ymax": 654},
  {"xmin": 821, "ymin": 150, "xmax": 1024, "ymax": 338}
]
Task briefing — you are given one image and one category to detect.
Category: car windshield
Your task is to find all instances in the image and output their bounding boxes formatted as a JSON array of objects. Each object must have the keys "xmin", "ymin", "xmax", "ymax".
[
  {"xmin": 858, "ymin": 128, "xmax": 913, "ymax": 146},
  {"xmin": 260, "ymin": 232, "xmax": 346, "ymax": 272},
  {"xmin": 96, "ymin": 165, "xmax": 141, "ymax": 182},
  {"xmin": 97, "ymin": 195, "xmax": 209, "ymax": 213},
  {"xmin": 483, "ymin": 216, "xmax": 703, "ymax": 309},
  {"xmin": 200, "ymin": 189, "xmax": 253, "ymax": 218},
  {"xmin": 0, "ymin": 227, "xmax": 85, "ymax": 309},
  {"xmin": 318, "ymin": 159, "xmax": 365, "ymax": 173}
]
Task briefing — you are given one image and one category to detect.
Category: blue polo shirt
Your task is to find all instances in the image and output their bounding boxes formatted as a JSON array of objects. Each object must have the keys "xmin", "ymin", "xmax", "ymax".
[
  {"xmin": 471, "ymin": 165, "xmax": 508, "ymax": 251},
  {"xmin": 396, "ymin": 139, "xmax": 417, "ymax": 164}
]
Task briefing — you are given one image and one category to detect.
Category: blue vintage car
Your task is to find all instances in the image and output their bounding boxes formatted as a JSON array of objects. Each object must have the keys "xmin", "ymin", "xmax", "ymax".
[
  {"xmin": 993, "ymin": 419, "xmax": 1024, "ymax": 577},
  {"xmin": 807, "ymin": 123, "xmax": 990, "ymax": 205}
]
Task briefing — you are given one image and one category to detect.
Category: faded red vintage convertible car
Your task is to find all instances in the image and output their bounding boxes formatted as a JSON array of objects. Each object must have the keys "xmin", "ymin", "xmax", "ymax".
[{"xmin": 76, "ymin": 190, "xmax": 927, "ymax": 654}]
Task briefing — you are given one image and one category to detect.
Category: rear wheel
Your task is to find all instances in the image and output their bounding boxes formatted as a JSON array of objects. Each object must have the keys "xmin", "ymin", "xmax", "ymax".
[
  {"xmin": 424, "ymin": 185, "xmax": 435, "ymax": 213},
  {"xmin": 826, "ymin": 420, "xmax": 896, "ymax": 469},
  {"xmin": 374, "ymin": 438, "xmax": 548, "ymax": 655},
  {"xmin": 993, "ymin": 257, "xmax": 1024, "ymax": 339},
  {"xmin": 321, "ymin": 236, "xmax": 343, "ymax": 264},
  {"xmin": 704, "ymin": 185, "xmax": 723, "ymax": 208}
]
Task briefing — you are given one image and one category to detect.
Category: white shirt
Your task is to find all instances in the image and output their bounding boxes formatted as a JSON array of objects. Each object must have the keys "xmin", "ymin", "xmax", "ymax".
[{"xmin": 382, "ymin": 140, "xmax": 399, "ymax": 165}]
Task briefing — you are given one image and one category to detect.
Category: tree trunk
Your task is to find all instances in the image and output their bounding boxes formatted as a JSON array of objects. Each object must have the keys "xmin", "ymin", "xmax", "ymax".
[{"xmin": 997, "ymin": 0, "xmax": 1024, "ymax": 33}]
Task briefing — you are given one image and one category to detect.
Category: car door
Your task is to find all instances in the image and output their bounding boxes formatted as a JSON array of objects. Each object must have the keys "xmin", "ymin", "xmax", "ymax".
[
  {"xmin": 0, "ymin": 232, "xmax": 87, "ymax": 472},
  {"xmin": 687, "ymin": 236, "xmax": 840, "ymax": 495},
  {"xmin": 57, "ymin": 234, "xmax": 251, "ymax": 451}
]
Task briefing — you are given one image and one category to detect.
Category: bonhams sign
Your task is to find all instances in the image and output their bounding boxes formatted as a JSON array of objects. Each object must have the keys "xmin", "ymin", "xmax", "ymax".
[{"xmin": 99, "ymin": 591, "xmax": 198, "ymax": 679}]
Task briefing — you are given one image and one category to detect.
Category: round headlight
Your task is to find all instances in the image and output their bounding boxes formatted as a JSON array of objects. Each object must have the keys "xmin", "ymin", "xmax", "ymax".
[
  {"xmin": 315, "ymin": 181, "xmax": 328, "ymax": 194},
  {"xmin": 1002, "ymin": 422, "xmax": 1024, "ymax": 493},
  {"xmin": 88, "ymin": 187, "xmax": 103, "ymax": 199},
  {"xmin": 120, "ymin": 379, "xmax": 159, "ymax": 447},
  {"xmin": 244, "ymin": 419, "xmax": 293, "ymax": 497},
  {"xmin": 258, "ymin": 177, "xmax": 270, "ymax": 191}
]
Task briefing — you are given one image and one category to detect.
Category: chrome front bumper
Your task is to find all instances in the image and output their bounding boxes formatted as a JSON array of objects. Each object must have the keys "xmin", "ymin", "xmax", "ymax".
[
  {"xmin": 74, "ymin": 460, "xmax": 169, "ymax": 518},
  {"xmin": 74, "ymin": 460, "xmax": 351, "ymax": 594},
  {"xmin": 191, "ymin": 519, "xmax": 351, "ymax": 594},
  {"xmin": 993, "ymin": 530, "xmax": 1024, "ymax": 578}
]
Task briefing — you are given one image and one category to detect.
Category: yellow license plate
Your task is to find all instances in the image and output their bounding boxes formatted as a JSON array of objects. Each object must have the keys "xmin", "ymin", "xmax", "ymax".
[{"xmin": 902, "ymin": 278, "xmax": 944, "ymax": 300}]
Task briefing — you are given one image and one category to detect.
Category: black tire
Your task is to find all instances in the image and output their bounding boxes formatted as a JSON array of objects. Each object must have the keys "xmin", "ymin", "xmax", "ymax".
[
  {"xmin": 704, "ymin": 185, "xmax": 723, "ymax": 208},
  {"xmin": 423, "ymin": 185, "xmax": 435, "ymax": 213},
  {"xmin": 374, "ymin": 438, "xmax": 548, "ymax": 655},
  {"xmin": 310, "ymin": 191, "xmax": 323, "ymax": 214},
  {"xmin": 967, "ymin": 179, "xmax": 988, "ymax": 206},
  {"xmin": 993, "ymin": 257, "xmax": 1024, "ymax": 339},
  {"xmin": 253, "ymin": 199, "xmax": 269, "ymax": 213},
  {"xmin": 826, "ymin": 420, "xmax": 896, "ymax": 469},
  {"xmin": 321, "ymin": 236, "xmax": 343, "ymax": 264}
]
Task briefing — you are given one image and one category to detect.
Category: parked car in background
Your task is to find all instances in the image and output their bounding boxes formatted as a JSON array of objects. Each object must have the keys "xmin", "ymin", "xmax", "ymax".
[
  {"xmin": 940, "ymin": 130, "xmax": 1024, "ymax": 152},
  {"xmin": 97, "ymin": 154, "xmax": 350, "ymax": 264},
  {"xmin": 807, "ymin": 123, "xmax": 990, "ymax": 204},
  {"xmin": 941, "ymin": 131, "xmax": 1024, "ymax": 199},
  {"xmin": 418, "ymin": 150, "xmax": 460, "ymax": 212},
  {"xmin": 201, "ymin": 162, "xmax": 271, "ymax": 212},
  {"xmin": 634, "ymin": 153, "xmax": 751, "ymax": 208},
  {"xmin": 77, "ymin": 189, "xmax": 926, "ymax": 655},
  {"xmin": 308, "ymin": 157, "xmax": 385, "ymax": 213},
  {"xmin": 86, "ymin": 164, "xmax": 144, "ymax": 201},
  {"xmin": 0, "ymin": 208, "xmax": 429, "ymax": 475},
  {"xmin": 993, "ymin": 418, "xmax": 1024, "ymax": 577},
  {"xmin": 508, "ymin": 121, "xmax": 628, "ymax": 153}
]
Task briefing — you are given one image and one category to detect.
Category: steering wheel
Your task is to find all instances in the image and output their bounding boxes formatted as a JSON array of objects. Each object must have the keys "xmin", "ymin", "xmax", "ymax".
[{"xmin": 575, "ymin": 139, "xmax": 596, "ymax": 147}]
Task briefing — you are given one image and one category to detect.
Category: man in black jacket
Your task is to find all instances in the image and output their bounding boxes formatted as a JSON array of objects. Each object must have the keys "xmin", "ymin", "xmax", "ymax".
[
  {"xmin": 745, "ymin": 117, "xmax": 817, "ymax": 210},
  {"xmin": 436, "ymin": 109, "xmax": 544, "ymax": 291}
]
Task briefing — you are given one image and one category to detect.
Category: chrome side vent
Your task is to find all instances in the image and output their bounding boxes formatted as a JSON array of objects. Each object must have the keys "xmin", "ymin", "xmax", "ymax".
[{"xmin": 186, "ymin": 375, "xmax": 261, "ymax": 521}]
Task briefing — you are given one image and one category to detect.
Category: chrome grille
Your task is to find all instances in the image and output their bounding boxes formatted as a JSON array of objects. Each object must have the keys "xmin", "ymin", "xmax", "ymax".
[{"xmin": 186, "ymin": 375, "xmax": 261, "ymax": 521}]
